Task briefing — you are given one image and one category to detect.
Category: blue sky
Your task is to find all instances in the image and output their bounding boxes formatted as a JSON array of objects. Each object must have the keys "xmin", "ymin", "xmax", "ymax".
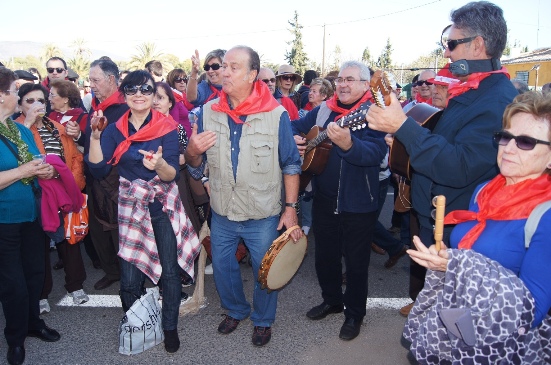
[{"xmin": 3, "ymin": 0, "xmax": 549, "ymax": 66}]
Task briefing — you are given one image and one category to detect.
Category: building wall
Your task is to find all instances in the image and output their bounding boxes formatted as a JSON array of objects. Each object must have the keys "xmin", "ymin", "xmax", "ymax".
[{"xmin": 503, "ymin": 61, "xmax": 551, "ymax": 89}]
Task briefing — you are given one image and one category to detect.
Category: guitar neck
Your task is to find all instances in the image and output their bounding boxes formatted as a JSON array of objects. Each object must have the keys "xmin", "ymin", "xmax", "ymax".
[{"xmin": 305, "ymin": 129, "xmax": 329, "ymax": 154}]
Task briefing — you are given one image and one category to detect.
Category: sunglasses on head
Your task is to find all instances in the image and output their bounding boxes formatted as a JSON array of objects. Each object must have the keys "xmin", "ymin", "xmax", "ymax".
[
  {"xmin": 415, "ymin": 80, "xmax": 433, "ymax": 87},
  {"xmin": 46, "ymin": 67, "xmax": 65, "ymax": 74},
  {"xmin": 203, "ymin": 63, "xmax": 221, "ymax": 71},
  {"xmin": 174, "ymin": 77, "xmax": 188, "ymax": 83},
  {"xmin": 25, "ymin": 98, "xmax": 46, "ymax": 104},
  {"xmin": 443, "ymin": 36, "xmax": 477, "ymax": 51},
  {"xmin": 493, "ymin": 130, "xmax": 551, "ymax": 151},
  {"xmin": 262, "ymin": 78, "xmax": 276, "ymax": 84},
  {"xmin": 123, "ymin": 84, "xmax": 154, "ymax": 96},
  {"xmin": 280, "ymin": 75, "xmax": 297, "ymax": 82}
]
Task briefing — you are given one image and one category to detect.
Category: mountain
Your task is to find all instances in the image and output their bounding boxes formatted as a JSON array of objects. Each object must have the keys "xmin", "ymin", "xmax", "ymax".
[{"xmin": 0, "ymin": 41, "xmax": 126, "ymax": 63}]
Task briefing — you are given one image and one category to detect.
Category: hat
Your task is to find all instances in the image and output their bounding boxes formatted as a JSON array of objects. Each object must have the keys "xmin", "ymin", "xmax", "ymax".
[
  {"xmin": 14, "ymin": 70, "xmax": 38, "ymax": 81},
  {"xmin": 276, "ymin": 65, "xmax": 302, "ymax": 83},
  {"xmin": 428, "ymin": 64, "xmax": 459, "ymax": 86},
  {"xmin": 67, "ymin": 68, "xmax": 79, "ymax": 80},
  {"xmin": 396, "ymin": 83, "xmax": 402, "ymax": 89}
]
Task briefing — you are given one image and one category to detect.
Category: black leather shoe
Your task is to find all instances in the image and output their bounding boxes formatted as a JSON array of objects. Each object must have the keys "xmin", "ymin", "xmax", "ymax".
[
  {"xmin": 217, "ymin": 315, "xmax": 240, "ymax": 334},
  {"xmin": 339, "ymin": 317, "xmax": 362, "ymax": 341},
  {"xmin": 371, "ymin": 242, "xmax": 386, "ymax": 255},
  {"xmin": 7, "ymin": 346, "xmax": 25, "ymax": 365},
  {"xmin": 94, "ymin": 276, "xmax": 119, "ymax": 290},
  {"xmin": 53, "ymin": 259, "xmax": 64, "ymax": 270},
  {"xmin": 306, "ymin": 303, "xmax": 344, "ymax": 320},
  {"xmin": 27, "ymin": 326, "xmax": 60, "ymax": 342},
  {"xmin": 252, "ymin": 326, "xmax": 271, "ymax": 346},
  {"xmin": 384, "ymin": 245, "xmax": 408, "ymax": 269},
  {"xmin": 164, "ymin": 329, "xmax": 180, "ymax": 353}
]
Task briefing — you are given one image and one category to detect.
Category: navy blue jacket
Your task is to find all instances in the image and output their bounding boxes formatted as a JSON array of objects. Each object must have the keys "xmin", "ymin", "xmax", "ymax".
[
  {"xmin": 394, "ymin": 73, "xmax": 518, "ymax": 228},
  {"xmin": 291, "ymin": 101, "xmax": 387, "ymax": 213}
]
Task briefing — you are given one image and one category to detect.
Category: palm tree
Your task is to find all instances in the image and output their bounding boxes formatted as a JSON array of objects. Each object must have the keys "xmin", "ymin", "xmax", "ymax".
[
  {"xmin": 67, "ymin": 56, "xmax": 90, "ymax": 82},
  {"xmin": 127, "ymin": 42, "xmax": 164, "ymax": 70},
  {"xmin": 41, "ymin": 44, "xmax": 64, "ymax": 64},
  {"xmin": 70, "ymin": 38, "xmax": 91, "ymax": 59}
]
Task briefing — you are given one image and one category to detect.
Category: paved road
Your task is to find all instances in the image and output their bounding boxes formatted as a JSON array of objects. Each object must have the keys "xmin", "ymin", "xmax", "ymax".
[{"xmin": 2, "ymin": 194, "xmax": 417, "ymax": 365}]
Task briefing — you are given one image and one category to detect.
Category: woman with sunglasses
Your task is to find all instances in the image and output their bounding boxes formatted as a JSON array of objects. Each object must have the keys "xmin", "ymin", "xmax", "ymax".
[
  {"xmin": 15, "ymin": 82, "xmax": 88, "ymax": 314},
  {"xmin": 86, "ymin": 70, "xmax": 200, "ymax": 354},
  {"xmin": 275, "ymin": 64, "xmax": 302, "ymax": 111},
  {"xmin": 165, "ymin": 69, "xmax": 192, "ymax": 137},
  {"xmin": 47, "ymin": 79, "xmax": 88, "ymax": 141},
  {"xmin": 405, "ymin": 91, "xmax": 551, "ymax": 363},
  {"xmin": 186, "ymin": 49, "xmax": 225, "ymax": 107},
  {"xmin": 0, "ymin": 67, "xmax": 60, "ymax": 365}
]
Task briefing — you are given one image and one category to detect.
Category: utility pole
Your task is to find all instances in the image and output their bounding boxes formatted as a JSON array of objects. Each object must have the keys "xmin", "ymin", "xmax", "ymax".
[{"xmin": 322, "ymin": 24, "xmax": 326, "ymax": 76}]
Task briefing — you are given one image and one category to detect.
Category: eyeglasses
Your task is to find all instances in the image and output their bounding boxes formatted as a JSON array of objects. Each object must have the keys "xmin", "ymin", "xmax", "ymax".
[
  {"xmin": 334, "ymin": 77, "xmax": 367, "ymax": 85},
  {"xmin": 46, "ymin": 67, "xmax": 66, "ymax": 74},
  {"xmin": 493, "ymin": 130, "xmax": 551, "ymax": 151},
  {"xmin": 442, "ymin": 36, "xmax": 477, "ymax": 51},
  {"xmin": 203, "ymin": 63, "xmax": 221, "ymax": 71},
  {"xmin": 25, "ymin": 98, "xmax": 46, "ymax": 104},
  {"xmin": 123, "ymin": 84, "xmax": 154, "ymax": 96},
  {"xmin": 174, "ymin": 77, "xmax": 188, "ymax": 83},
  {"xmin": 49, "ymin": 92, "xmax": 59, "ymax": 98},
  {"xmin": 279, "ymin": 75, "xmax": 296, "ymax": 82},
  {"xmin": 262, "ymin": 78, "xmax": 276, "ymax": 84},
  {"xmin": 415, "ymin": 80, "xmax": 433, "ymax": 87}
]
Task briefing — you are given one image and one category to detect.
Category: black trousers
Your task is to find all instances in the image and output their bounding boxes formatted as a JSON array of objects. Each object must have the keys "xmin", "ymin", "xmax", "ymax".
[
  {"xmin": 0, "ymin": 220, "xmax": 46, "ymax": 347},
  {"xmin": 42, "ymin": 237, "xmax": 87, "ymax": 298},
  {"xmin": 312, "ymin": 193, "xmax": 377, "ymax": 321}
]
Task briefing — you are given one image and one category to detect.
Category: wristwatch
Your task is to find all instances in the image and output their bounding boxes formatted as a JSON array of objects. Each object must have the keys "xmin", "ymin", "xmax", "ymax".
[{"xmin": 285, "ymin": 202, "xmax": 299, "ymax": 211}]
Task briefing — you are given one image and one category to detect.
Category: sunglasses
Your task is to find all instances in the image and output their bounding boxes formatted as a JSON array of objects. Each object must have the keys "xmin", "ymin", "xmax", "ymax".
[
  {"xmin": 46, "ymin": 67, "xmax": 66, "ymax": 74},
  {"xmin": 123, "ymin": 84, "xmax": 154, "ymax": 96},
  {"xmin": 415, "ymin": 80, "xmax": 433, "ymax": 87},
  {"xmin": 279, "ymin": 75, "xmax": 296, "ymax": 82},
  {"xmin": 443, "ymin": 36, "xmax": 477, "ymax": 51},
  {"xmin": 203, "ymin": 63, "xmax": 221, "ymax": 71},
  {"xmin": 262, "ymin": 78, "xmax": 276, "ymax": 84},
  {"xmin": 493, "ymin": 130, "xmax": 551, "ymax": 151},
  {"xmin": 174, "ymin": 77, "xmax": 188, "ymax": 83},
  {"xmin": 25, "ymin": 98, "xmax": 46, "ymax": 104}
]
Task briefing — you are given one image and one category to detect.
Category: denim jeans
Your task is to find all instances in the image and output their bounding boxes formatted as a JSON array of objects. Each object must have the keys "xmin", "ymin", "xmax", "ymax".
[
  {"xmin": 373, "ymin": 177, "xmax": 404, "ymax": 256},
  {"xmin": 0, "ymin": 220, "xmax": 46, "ymax": 347},
  {"xmin": 300, "ymin": 191, "xmax": 313, "ymax": 229},
  {"xmin": 210, "ymin": 212, "xmax": 279, "ymax": 327},
  {"xmin": 119, "ymin": 212, "xmax": 180, "ymax": 330}
]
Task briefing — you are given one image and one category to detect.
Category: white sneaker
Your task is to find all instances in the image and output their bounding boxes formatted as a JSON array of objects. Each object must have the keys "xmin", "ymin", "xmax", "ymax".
[
  {"xmin": 302, "ymin": 226, "xmax": 310, "ymax": 236},
  {"xmin": 69, "ymin": 289, "xmax": 89, "ymax": 305},
  {"xmin": 39, "ymin": 299, "xmax": 50, "ymax": 314},
  {"xmin": 205, "ymin": 263, "xmax": 213, "ymax": 275}
]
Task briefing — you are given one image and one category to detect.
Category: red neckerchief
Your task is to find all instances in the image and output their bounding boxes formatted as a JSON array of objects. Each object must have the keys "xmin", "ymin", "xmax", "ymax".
[
  {"xmin": 415, "ymin": 93, "xmax": 432, "ymax": 106},
  {"xmin": 304, "ymin": 102, "xmax": 313, "ymax": 111},
  {"xmin": 108, "ymin": 109, "xmax": 178, "ymax": 165},
  {"xmin": 91, "ymin": 91, "xmax": 125, "ymax": 112},
  {"xmin": 444, "ymin": 174, "xmax": 551, "ymax": 249},
  {"xmin": 41, "ymin": 77, "xmax": 69, "ymax": 90},
  {"xmin": 211, "ymin": 81, "xmax": 280, "ymax": 125},
  {"xmin": 204, "ymin": 84, "xmax": 222, "ymax": 104},
  {"xmin": 172, "ymin": 88, "xmax": 194, "ymax": 111},
  {"xmin": 325, "ymin": 91, "xmax": 372, "ymax": 121},
  {"xmin": 447, "ymin": 68, "xmax": 510, "ymax": 100},
  {"xmin": 48, "ymin": 108, "xmax": 85, "ymax": 125}
]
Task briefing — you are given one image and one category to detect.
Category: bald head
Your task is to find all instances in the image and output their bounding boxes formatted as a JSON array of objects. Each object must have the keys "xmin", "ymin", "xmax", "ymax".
[{"xmin": 258, "ymin": 67, "xmax": 276, "ymax": 94}]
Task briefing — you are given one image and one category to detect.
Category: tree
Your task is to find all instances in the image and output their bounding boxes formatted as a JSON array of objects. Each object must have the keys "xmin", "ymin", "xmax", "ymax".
[
  {"xmin": 68, "ymin": 39, "xmax": 92, "ymax": 80},
  {"xmin": 70, "ymin": 38, "xmax": 91, "ymax": 59},
  {"xmin": 41, "ymin": 44, "xmax": 63, "ymax": 64},
  {"xmin": 329, "ymin": 45, "xmax": 342, "ymax": 72},
  {"xmin": 284, "ymin": 11, "xmax": 308, "ymax": 75},
  {"xmin": 127, "ymin": 42, "xmax": 164, "ymax": 70},
  {"xmin": 361, "ymin": 46, "xmax": 372, "ymax": 66},
  {"xmin": 376, "ymin": 38, "xmax": 393, "ymax": 69}
]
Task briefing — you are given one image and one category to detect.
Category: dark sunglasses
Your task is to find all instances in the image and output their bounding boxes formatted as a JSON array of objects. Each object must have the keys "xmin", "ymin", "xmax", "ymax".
[
  {"xmin": 174, "ymin": 77, "xmax": 188, "ymax": 83},
  {"xmin": 262, "ymin": 78, "xmax": 276, "ymax": 84},
  {"xmin": 415, "ymin": 80, "xmax": 433, "ymax": 87},
  {"xmin": 203, "ymin": 63, "xmax": 221, "ymax": 71},
  {"xmin": 493, "ymin": 130, "xmax": 551, "ymax": 151},
  {"xmin": 25, "ymin": 98, "xmax": 46, "ymax": 104},
  {"xmin": 123, "ymin": 84, "xmax": 154, "ymax": 96},
  {"xmin": 280, "ymin": 75, "xmax": 296, "ymax": 82},
  {"xmin": 46, "ymin": 67, "xmax": 66, "ymax": 74},
  {"xmin": 443, "ymin": 36, "xmax": 477, "ymax": 51}
]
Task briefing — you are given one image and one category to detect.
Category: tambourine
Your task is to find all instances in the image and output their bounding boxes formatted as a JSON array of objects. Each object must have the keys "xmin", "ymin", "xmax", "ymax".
[{"xmin": 258, "ymin": 225, "xmax": 307, "ymax": 292}]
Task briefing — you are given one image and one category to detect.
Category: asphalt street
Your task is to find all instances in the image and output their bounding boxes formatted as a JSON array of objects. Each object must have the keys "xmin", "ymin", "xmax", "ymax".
[{"xmin": 2, "ymin": 193, "xmax": 417, "ymax": 365}]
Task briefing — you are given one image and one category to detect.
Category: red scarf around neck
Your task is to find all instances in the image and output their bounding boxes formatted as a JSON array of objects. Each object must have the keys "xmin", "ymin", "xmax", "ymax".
[
  {"xmin": 91, "ymin": 91, "xmax": 125, "ymax": 113},
  {"xmin": 211, "ymin": 81, "xmax": 280, "ymax": 125},
  {"xmin": 447, "ymin": 68, "xmax": 510, "ymax": 100},
  {"xmin": 444, "ymin": 174, "xmax": 551, "ymax": 249},
  {"xmin": 172, "ymin": 88, "xmax": 195, "ymax": 111},
  {"xmin": 108, "ymin": 109, "xmax": 177, "ymax": 165},
  {"xmin": 205, "ymin": 84, "xmax": 222, "ymax": 104},
  {"xmin": 415, "ymin": 93, "xmax": 432, "ymax": 105},
  {"xmin": 48, "ymin": 108, "xmax": 85, "ymax": 124},
  {"xmin": 325, "ymin": 91, "xmax": 372, "ymax": 121}
]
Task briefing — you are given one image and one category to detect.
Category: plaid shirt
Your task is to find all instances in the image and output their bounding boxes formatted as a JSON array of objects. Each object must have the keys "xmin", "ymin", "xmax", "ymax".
[{"xmin": 118, "ymin": 176, "xmax": 200, "ymax": 284}]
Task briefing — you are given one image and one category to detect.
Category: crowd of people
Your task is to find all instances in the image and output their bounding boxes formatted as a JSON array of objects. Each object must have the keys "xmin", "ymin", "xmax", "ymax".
[{"xmin": 1, "ymin": 1, "xmax": 551, "ymax": 364}]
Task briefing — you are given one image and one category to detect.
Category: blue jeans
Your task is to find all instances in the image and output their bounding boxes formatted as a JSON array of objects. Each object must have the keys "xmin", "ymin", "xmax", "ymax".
[
  {"xmin": 373, "ymin": 177, "xmax": 404, "ymax": 256},
  {"xmin": 119, "ymin": 213, "xmax": 180, "ymax": 330},
  {"xmin": 300, "ymin": 191, "xmax": 313, "ymax": 228},
  {"xmin": 211, "ymin": 212, "xmax": 279, "ymax": 327}
]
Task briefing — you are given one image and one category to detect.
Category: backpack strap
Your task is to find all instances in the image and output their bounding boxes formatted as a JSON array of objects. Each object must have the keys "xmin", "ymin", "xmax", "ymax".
[{"xmin": 524, "ymin": 200, "xmax": 551, "ymax": 248}]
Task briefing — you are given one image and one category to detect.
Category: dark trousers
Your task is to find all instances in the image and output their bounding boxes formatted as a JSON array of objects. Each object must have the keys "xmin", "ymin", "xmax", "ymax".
[
  {"xmin": 312, "ymin": 193, "xmax": 377, "ymax": 321},
  {"xmin": 0, "ymin": 220, "xmax": 46, "ymax": 347},
  {"xmin": 373, "ymin": 177, "xmax": 403, "ymax": 256},
  {"xmin": 42, "ymin": 237, "xmax": 87, "ymax": 298},
  {"xmin": 86, "ymin": 185, "xmax": 120, "ymax": 280}
]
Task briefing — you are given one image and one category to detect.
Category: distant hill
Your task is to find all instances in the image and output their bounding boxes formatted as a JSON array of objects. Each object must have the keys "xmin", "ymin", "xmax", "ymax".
[{"xmin": 0, "ymin": 41, "xmax": 126, "ymax": 64}]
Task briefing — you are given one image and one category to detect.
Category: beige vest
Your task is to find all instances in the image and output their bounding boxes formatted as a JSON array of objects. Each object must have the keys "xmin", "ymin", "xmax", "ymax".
[{"xmin": 203, "ymin": 100, "xmax": 285, "ymax": 221}]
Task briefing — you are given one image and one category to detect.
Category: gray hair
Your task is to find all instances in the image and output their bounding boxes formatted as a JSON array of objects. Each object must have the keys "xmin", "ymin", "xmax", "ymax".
[
  {"xmin": 340, "ymin": 61, "xmax": 371, "ymax": 82},
  {"xmin": 450, "ymin": 1, "xmax": 507, "ymax": 59},
  {"xmin": 204, "ymin": 49, "xmax": 226, "ymax": 66},
  {"xmin": 310, "ymin": 77, "xmax": 334, "ymax": 99},
  {"xmin": 90, "ymin": 59, "xmax": 120, "ymax": 84}
]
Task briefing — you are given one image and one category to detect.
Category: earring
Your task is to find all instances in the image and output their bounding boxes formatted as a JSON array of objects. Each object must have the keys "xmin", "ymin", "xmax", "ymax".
[{"xmin": 0, "ymin": 100, "xmax": 3, "ymax": 103}]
